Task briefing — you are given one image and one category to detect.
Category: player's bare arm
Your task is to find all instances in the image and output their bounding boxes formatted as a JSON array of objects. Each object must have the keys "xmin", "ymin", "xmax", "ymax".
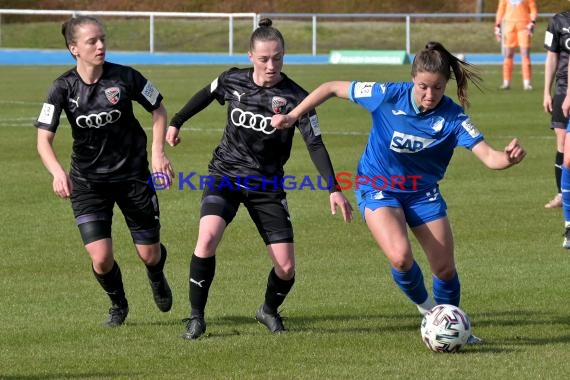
[
  {"xmin": 272, "ymin": 81, "xmax": 351, "ymax": 129},
  {"xmin": 37, "ymin": 129, "xmax": 72, "ymax": 198},
  {"xmin": 471, "ymin": 138, "xmax": 526, "ymax": 169},
  {"xmin": 151, "ymin": 102, "xmax": 174, "ymax": 186}
]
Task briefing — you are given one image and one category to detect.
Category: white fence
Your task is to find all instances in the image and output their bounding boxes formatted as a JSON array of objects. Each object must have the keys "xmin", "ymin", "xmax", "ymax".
[
  {"xmin": 0, "ymin": 9, "xmax": 556, "ymax": 55},
  {"xmin": 0, "ymin": 9, "xmax": 257, "ymax": 55}
]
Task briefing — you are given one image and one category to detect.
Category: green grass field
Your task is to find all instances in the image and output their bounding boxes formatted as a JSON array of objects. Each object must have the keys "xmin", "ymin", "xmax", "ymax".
[{"xmin": 1, "ymin": 63, "xmax": 568, "ymax": 379}]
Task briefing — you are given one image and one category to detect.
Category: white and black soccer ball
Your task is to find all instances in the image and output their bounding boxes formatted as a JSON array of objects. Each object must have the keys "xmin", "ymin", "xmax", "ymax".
[{"xmin": 420, "ymin": 304, "xmax": 471, "ymax": 353}]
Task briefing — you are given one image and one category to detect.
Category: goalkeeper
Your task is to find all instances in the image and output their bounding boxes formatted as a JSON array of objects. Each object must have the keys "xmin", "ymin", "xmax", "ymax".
[{"xmin": 494, "ymin": 0, "xmax": 537, "ymax": 90}]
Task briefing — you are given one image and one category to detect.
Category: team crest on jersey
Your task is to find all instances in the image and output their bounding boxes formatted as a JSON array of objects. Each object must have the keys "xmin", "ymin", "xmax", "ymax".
[
  {"xmin": 104, "ymin": 87, "xmax": 120, "ymax": 105},
  {"xmin": 271, "ymin": 96, "xmax": 287, "ymax": 114},
  {"xmin": 432, "ymin": 116, "xmax": 445, "ymax": 132}
]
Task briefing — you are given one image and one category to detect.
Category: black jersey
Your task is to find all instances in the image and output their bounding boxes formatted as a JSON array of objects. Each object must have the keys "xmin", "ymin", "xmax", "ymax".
[
  {"xmin": 545, "ymin": 11, "xmax": 570, "ymax": 95},
  {"xmin": 172, "ymin": 67, "xmax": 335, "ymax": 188},
  {"xmin": 35, "ymin": 61, "xmax": 163, "ymax": 181}
]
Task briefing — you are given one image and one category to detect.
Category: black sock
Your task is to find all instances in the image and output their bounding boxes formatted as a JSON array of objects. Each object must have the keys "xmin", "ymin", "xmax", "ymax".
[
  {"xmin": 93, "ymin": 261, "xmax": 127, "ymax": 307},
  {"xmin": 556, "ymin": 151, "xmax": 563, "ymax": 193},
  {"xmin": 146, "ymin": 243, "xmax": 167, "ymax": 281},
  {"xmin": 189, "ymin": 254, "xmax": 216, "ymax": 316},
  {"xmin": 263, "ymin": 268, "xmax": 295, "ymax": 314}
]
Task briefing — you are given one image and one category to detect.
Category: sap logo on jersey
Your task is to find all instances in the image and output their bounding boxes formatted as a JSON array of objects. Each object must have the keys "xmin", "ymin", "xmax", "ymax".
[{"xmin": 390, "ymin": 131, "xmax": 435, "ymax": 153}]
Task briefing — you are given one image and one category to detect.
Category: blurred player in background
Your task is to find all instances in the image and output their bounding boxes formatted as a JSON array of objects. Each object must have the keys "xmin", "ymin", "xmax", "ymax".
[
  {"xmin": 272, "ymin": 41, "xmax": 526, "ymax": 344},
  {"xmin": 494, "ymin": 0, "xmax": 537, "ymax": 90},
  {"xmin": 167, "ymin": 18, "xmax": 353, "ymax": 340},
  {"xmin": 543, "ymin": 9, "xmax": 570, "ymax": 209},
  {"xmin": 35, "ymin": 16, "xmax": 174, "ymax": 327},
  {"xmin": 556, "ymin": 5, "xmax": 570, "ymax": 246}
]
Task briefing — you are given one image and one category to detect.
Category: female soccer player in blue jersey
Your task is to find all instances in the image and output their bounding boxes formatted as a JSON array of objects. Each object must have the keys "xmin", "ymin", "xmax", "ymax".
[
  {"xmin": 272, "ymin": 41, "xmax": 526, "ymax": 343},
  {"xmin": 166, "ymin": 18, "xmax": 353, "ymax": 340},
  {"xmin": 35, "ymin": 16, "xmax": 174, "ymax": 327}
]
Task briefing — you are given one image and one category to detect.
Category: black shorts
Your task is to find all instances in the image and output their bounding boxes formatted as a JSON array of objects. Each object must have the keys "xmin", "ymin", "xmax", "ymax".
[
  {"xmin": 71, "ymin": 176, "xmax": 161, "ymax": 244},
  {"xmin": 200, "ymin": 176, "xmax": 293, "ymax": 245},
  {"xmin": 551, "ymin": 94, "xmax": 568, "ymax": 129}
]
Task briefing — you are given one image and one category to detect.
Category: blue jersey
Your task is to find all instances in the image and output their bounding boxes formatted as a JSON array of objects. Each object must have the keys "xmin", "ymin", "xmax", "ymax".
[{"xmin": 349, "ymin": 81, "xmax": 484, "ymax": 192}]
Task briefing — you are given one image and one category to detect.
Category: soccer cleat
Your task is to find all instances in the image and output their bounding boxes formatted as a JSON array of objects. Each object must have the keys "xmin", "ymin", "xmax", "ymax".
[
  {"xmin": 544, "ymin": 193, "xmax": 562, "ymax": 209},
  {"xmin": 498, "ymin": 84, "xmax": 510, "ymax": 90},
  {"xmin": 148, "ymin": 272, "xmax": 173, "ymax": 312},
  {"xmin": 255, "ymin": 305, "xmax": 285, "ymax": 333},
  {"xmin": 416, "ymin": 298, "xmax": 435, "ymax": 316},
  {"xmin": 105, "ymin": 303, "xmax": 129, "ymax": 327},
  {"xmin": 563, "ymin": 226, "xmax": 570, "ymax": 249},
  {"xmin": 523, "ymin": 84, "xmax": 533, "ymax": 91},
  {"xmin": 181, "ymin": 315, "xmax": 206, "ymax": 340},
  {"xmin": 467, "ymin": 334, "xmax": 483, "ymax": 345}
]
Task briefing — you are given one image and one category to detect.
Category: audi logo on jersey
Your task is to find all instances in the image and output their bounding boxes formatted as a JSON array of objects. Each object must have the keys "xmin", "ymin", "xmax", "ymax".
[
  {"xmin": 230, "ymin": 108, "xmax": 275, "ymax": 135},
  {"xmin": 75, "ymin": 110, "xmax": 121, "ymax": 129}
]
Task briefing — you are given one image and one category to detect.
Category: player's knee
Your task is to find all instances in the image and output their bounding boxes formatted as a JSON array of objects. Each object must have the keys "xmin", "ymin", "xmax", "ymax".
[
  {"xmin": 433, "ymin": 267, "xmax": 456, "ymax": 281},
  {"xmin": 195, "ymin": 235, "xmax": 221, "ymax": 257},
  {"xmin": 136, "ymin": 243, "xmax": 162, "ymax": 265},
  {"xmin": 390, "ymin": 256, "xmax": 414, "ymax": 272},
  {"xmin": 92, "ymin": 256, "xmax": 115, "ymax": 274},
  {"xmin": 275, "ymin": 264, "xmax": 295, "ymax": 280}
]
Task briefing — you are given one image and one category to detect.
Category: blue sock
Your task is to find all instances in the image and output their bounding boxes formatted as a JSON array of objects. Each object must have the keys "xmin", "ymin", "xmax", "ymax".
[
  {"xmin": 562, "ymin": 166, "xmax": 570, "ymax": 223},
  {"xmin": 432, "ymin": 272, "xmax": 460, "ymax": 306},
  {"xmin": 390, "ymin": 261, "xmax": 429, "ymax": 304}
]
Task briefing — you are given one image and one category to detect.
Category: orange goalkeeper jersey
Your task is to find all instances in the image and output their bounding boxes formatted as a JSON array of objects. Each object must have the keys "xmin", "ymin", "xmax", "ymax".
[{"xmin": 495, "ymin": 0, "xmax": 537, "ymax": 24}]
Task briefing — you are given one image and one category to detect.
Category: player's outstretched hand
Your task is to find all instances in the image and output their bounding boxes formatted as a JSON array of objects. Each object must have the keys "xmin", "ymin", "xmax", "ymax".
[
  {"xmin": 166, "ymin": 125, "xmax": 181, "ymax": 147},
  {"xmin": 330, "ymin": 191, "xmax": 353, "ymax": 222},
  {"xmin": 271, "ymin": 114, "xmax": 295, "ymax": 130},
  {"xmin": 504, "ymin": 138, "xmax": 526, "ymax": 165}
]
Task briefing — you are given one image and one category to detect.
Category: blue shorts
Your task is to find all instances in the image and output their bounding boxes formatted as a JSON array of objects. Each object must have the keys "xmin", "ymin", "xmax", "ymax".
[{"xmin": 355, "ymin": 186, "xmax": 447, "ymax": 227}]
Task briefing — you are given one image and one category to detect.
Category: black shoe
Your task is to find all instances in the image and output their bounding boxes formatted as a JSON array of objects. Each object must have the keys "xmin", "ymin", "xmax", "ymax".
[
  {"xmin": 182, "ymin": 315, "xmax": 206, "ymax": 340},
  {"xmin": 105, "ymin": 303, "xmax": 129, "ymax": 327},
  {"xmin": 255, "ymin": 305, "xmax": 285, "ymax": 333},
  {"xmin": 149, "ymin": 272, "xmax": 172, "ymax": 312}
]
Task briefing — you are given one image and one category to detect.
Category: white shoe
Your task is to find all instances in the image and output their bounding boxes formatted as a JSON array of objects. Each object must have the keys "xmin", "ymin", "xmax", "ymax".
[
  {"xmin": 523, "ymin": 84, "xmax": 533, "ymax": 91},
  {"xmin": 544, "ymin": 193, "xmax": 562, "ymax": 209},
  {"xmin": 563, "ymin": 226, "xmax": 570, "ymax": 249},
  {"xmin": 467, "ymin": 334, "xmax": 483, "ymax": 344},
  {"xmin": 499, "ymin": 84, "xmax": 511, "ymax": 90},
  {"xmin": 416, "ymin": 298, "xmax": 436, "ymax": 316}
]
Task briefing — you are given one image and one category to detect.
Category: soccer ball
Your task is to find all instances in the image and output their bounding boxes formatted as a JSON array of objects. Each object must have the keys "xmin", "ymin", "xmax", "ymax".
[{"xmin": 420, "ymin": 304, "xmax": 471, "ymax": 353}]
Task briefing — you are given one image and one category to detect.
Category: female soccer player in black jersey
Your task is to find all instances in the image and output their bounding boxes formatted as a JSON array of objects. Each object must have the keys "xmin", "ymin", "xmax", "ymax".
[
  {"xmin": 167, "ymin": 18, "xmax": 353, "ymax": 339},
  {"xmin": 35, "ymin": 16, "xmax": 174, "ymax": 327},
  {"xmin": 543, "ymin": 9, "xmax": 570, "ymax": 209}
]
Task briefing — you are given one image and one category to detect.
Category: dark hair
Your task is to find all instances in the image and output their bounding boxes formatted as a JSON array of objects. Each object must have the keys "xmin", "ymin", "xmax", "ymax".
[
  {"xmin": 249, "ymin": 18, "xmax": 285, "ymax": 52},
  {"xmin": 61, "ymin": 15, "xmax": 103, "ymax": 57},
  {"xmin": 411, "ymin": 41, "xmax": 482, "ymax": 108}
]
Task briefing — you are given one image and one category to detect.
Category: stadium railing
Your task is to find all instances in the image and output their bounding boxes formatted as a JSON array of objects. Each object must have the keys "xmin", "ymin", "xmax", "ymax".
[{"xmin": 0, "ymin": 9, "xmax": 555, "ymax": 56}]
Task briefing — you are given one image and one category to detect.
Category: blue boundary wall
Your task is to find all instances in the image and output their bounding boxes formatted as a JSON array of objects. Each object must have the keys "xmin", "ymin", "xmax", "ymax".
[{"xmin": 0, "ymin": 48, "xmax": 546, "ymax": 65}]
